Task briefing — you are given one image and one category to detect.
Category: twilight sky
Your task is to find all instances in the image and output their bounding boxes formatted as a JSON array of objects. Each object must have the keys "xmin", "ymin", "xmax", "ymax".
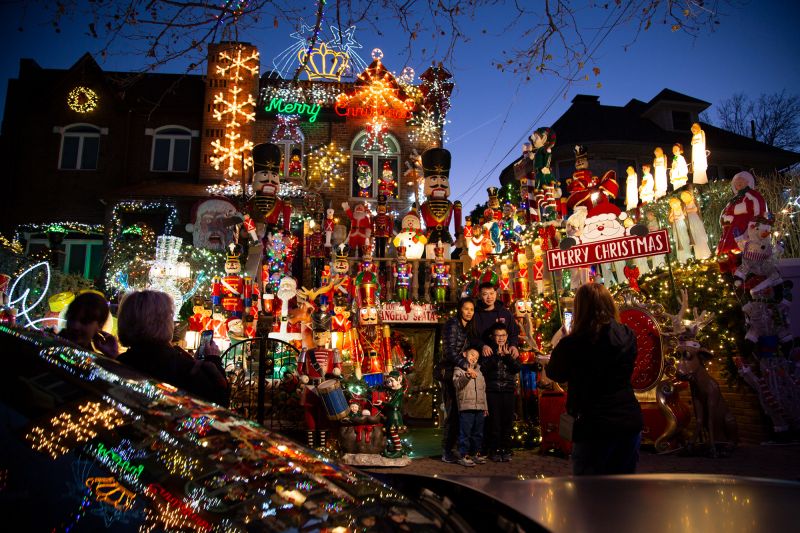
[{"xmin": 2, "ymin": 1, "xmax": 798, "ymax": 212}]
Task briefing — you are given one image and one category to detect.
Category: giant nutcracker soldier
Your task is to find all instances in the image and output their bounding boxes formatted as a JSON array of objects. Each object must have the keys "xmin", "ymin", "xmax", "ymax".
[
  {"xmin": 353, "ymin": 274, "xmax": 384, "ymax": 386},
  {"xmin": 248, "ymin": 143, "xmax": 291, "ymax": 236},
  {"xmin": 305, "ymin": 213, "xmax": 327, "ymax": 287},
  {"xmin": 419, "ymin": 148, "xmax": 462, "ymax": 259},
  {"xmin": 298, "ymin": 310, "xmax": 342, "ymax": 449}
]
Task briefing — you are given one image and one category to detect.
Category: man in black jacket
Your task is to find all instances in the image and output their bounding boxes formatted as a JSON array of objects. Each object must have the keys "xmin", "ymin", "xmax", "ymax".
[{"xmin": 474, "ymin": 282, "xmax": 520, "ymax": 358}]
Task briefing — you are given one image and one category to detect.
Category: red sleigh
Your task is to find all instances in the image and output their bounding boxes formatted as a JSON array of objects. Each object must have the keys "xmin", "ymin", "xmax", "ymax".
[{"xmin": 617, "ymin": 290, "xmax": 691, "ymax": 452}]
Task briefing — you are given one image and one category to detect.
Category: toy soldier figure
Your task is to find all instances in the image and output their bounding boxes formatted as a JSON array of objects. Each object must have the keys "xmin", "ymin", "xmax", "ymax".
[
  {"xmin": 306, "ymin": 212, "xmax": 326, "ymax": 287},
  {"xmin": 249, "ymin": 143, "xmax": 291, "ymax": 235},
  {"xmin": 298, "ymin": 310, "xmax": 342, "ymax": 448},
  {"xmin": 211, "ymin": 243, "xmax": 254, "ymax": 319},
  {"xmin": 393, "ymin": 245, "xmax": 413, "ymax": 311},
  {"xmin": 373, "ymin": 194, "xmax": 394, "ymax": 258},
  {"xmin": 430, "ymin": 241, "xmax": 450, "ymax": 304},
  {"xmin": 419, "ymin": 148, "xmax": 462, "ymax": 259}
]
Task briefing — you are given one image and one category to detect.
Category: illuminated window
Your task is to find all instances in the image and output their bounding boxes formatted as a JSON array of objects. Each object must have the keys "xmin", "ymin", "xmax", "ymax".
[
  {"xmin": 59, "ymin": 124, "xmax": 101, "ymax": 170},
  {"xmin": 275, "ymin": 132, "xmax": 305, "ymax": 179},
  {"xmin": 151, "ymin": 126, "xmax": 192, "ymax": 172},
  {"xmin": 350, "ymin": 131, "xmax": 400, "ymax": 199}
]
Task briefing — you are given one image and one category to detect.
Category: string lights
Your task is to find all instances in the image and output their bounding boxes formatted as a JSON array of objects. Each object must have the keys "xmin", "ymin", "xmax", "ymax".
[
  {"xmin": 67, "ymin": 86, "xmax": 98, "ymax": 113},
  {"xmin": 25, "ymin": 401, "xmax": 125, "ymax": 459}
]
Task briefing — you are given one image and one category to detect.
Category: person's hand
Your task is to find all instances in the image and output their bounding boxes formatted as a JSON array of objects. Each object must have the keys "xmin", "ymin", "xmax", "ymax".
[
  {"xmin": 510, "ymin": 346, "xmax": 520, "ymax": 359},
  {"xmin": 204, "ymin": 340, "xmax": 221, "ymax": 358},
  {"xmin": 93, "ymin": 332, "xmax": 119, "ymax": 359},
  {"xmin": 482, "ymin": 345, "xmax": 493, "ymax": 357},
  {"xmin": 467, "ymin": 368, "xmax": 477, "ymax": 379}
]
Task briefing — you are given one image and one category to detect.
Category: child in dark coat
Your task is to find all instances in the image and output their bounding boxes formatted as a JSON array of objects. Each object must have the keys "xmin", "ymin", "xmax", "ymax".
[{"xmin": 481, "ymin": 323, "xmax": 520, "ymax": 462}]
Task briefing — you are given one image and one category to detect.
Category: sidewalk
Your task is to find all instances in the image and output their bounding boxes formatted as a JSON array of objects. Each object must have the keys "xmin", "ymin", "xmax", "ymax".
[{"xmin": 362, "ymin": 444, "xmax": 800, "ymax": 481}]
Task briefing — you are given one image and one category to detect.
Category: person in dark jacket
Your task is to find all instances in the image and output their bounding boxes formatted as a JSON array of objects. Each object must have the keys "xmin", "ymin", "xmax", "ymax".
[
  {"xmin": 481, "ymin": 323, "xmax": 521, "ymax": 462},
  {"xmin": 547, "ymin": 282, "xmax": 643, "ymax": 475},
  {"xmin": 58, "ymin": 291, "xmax": 119, "ymax": 358},
  {"xmin": 439, "ymin": 297, "xmax": 480, "ymax": 463},
  {"xmin": 474, "ymin": 282, "xmax": 520, "ymax": 357},
  {"xmin": 116, "ymin": 290, "xmax": 230, "ymax": 407}
]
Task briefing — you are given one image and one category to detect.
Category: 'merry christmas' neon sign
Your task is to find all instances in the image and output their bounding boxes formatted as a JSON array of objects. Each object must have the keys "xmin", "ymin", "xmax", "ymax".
[{"xmin": 264, "ymin": 97, "xmax": 321, "ymax": 122}]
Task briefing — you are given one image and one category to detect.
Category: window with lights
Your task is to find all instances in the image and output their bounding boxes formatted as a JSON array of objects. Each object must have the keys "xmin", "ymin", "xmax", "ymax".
[
  {"xmin": 350, "ymin": 131, "xmax": 400, "ymax": 199},
  {"xmin": 151, "ymin": 126, "xmax": 193, "ymax": 172},
  {"xmin": 58, "ymin": 124, "xmax": 101, "ymax": 170}
]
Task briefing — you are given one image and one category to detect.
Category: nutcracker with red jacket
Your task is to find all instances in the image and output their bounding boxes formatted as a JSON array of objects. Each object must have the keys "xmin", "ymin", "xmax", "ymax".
[
  {"xmin": 513, "ymin": 247, "xmax": 532, "ymax": 299},
  {"xmin": 530, "ymin": 240, "xmax": 545, "ymax": 295},
  {"xmin": 379, "ymin": 160, "xmax": 398, "ymax": 198},
  {"xmin": 329, "ymin": 243, "xmax": 355, "ymax": 305},
  {"xmin": 250, "ymin": 143, "xmax": 291, "ymax": 235},
  {"xmin": 211, "ymin": 243, "xmax": 255, "ymax": 320},
  {"xmin": 298, "ymin": 310, "xmax": 342, "ymax": 449},
  {"xmin": 393, "ymin": 245, "xmax": 413, "ymax": 311},
  {"xmin": 373, "ymin": 194, "xmax": 394, "ymax": 258},
  {"xmin": 341, "ymin": 201, "xmax": 372, "ymax": 255},
  {"xmin": 430, "ymin": 241, "xmax": 450, "ymax": 304},
  {"xmin": 353, "ymin": 273, "xmax": 385, "ymax": 386},
  {"xmin": 331, "ymin": 291, "xmax": 353, "ymax": 354},
  {"xmin": 716, "ymin": 171, "xmax": 768, "ymax": 275},
  {"xmin": 420, "ymin": 147, "xmax": 462, "ymax": 259},
  {"xmin": 527, "ymin": 127, "xmax": 558, "ymax": 222},
  {"xmin": 498, "ymin": 263, "xmax": 512, "ymax": 306},
  {"xmin": 306, "ymin": 212, "xmax": 327, "ymax": 287}
]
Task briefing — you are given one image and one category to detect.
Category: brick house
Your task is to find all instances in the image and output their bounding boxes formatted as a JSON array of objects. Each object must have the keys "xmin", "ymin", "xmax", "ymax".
[{"xmin": 498, "ymin": 89, "xmax": 800, "ymax": 202}]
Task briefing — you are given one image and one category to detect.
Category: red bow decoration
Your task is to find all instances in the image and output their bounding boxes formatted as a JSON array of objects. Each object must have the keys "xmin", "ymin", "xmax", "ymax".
[
  {"xmin": 623, "ymin": 265, "xmax": 641, "ymax": 292},
  {"xmin": 566, "ymin": 170, "xmax": 619, "ymax": 212}
]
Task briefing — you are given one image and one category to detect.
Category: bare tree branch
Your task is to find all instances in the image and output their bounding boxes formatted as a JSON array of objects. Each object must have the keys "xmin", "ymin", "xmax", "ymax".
[{"xmin": 709, "ymin": 91, "xmax": 800, "ymax": 151}]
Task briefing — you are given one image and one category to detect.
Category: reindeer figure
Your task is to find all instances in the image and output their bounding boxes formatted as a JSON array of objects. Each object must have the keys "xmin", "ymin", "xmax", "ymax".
[{"xmin": 668, "ymin": 290, "xmax": 738, "ymax": 456}]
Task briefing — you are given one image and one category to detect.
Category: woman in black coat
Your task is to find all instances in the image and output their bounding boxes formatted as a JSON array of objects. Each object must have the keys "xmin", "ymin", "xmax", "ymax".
[
  {"xmin": 439, "ymin": 297, "xmax": 480, "ymax": 462},
  {"xmin": 116, "ymin": 290, "xmax": 230, "ymax": 407},
  {"xmin": 547, "ymin": 282, "xmax": 643, "ymax": 475}
]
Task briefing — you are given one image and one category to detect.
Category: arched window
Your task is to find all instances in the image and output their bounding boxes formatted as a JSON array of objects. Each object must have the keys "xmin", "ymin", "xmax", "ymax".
[
  {"xmin": 59, "ymin": 123, "xmax": 101, "ymax": 170},
  {"xmin": 350, "ymin": 132, "xmax": 400, "ymax": 199},
  {"xmin": 273, "ymin": 127, "xmax": 305, "ymax": 179},
  {"xmin": 151, "ymin": 125, "xmax": 193, "ymax": 172}
]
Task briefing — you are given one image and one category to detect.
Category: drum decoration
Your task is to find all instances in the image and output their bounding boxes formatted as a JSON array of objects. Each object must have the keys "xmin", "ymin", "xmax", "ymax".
[{"xmin": 316, "ymin": 379, "xmax": 349, "ymax": 421}]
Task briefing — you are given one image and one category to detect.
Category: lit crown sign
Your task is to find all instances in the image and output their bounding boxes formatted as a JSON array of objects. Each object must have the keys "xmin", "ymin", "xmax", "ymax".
[
  {"xmin": 546, "ymin": 229, "xmax": 672, "ymax": 271},
  {"xmin": 298, "ymin": 42, "xmax": 349, "ymax": 81},
  {"xmin": 264, "ymin": 97, "xmax": 321, "ymax": 122}
]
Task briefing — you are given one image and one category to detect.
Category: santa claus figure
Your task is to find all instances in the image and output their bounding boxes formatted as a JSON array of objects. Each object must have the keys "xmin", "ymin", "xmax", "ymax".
[
  {"xmin": 716, "ymin": 171, "xmax": 768, "ymax": 274},
  {"xmin": 185, "ymin": 198, "xmax": 238, "ymax": 252},
  {"xmin": 419, "ymin": 148, "xmax": 462, "ymax": 259},
  {"xmin": 379, "ymin": 160, "xmax": 397, "ymax": 198},
  {"xmin": 373, "ymin": 194, "xmax": 394, "ymax": 258},
  {"xmin": 393, "ymin": 206, "xmax": 427, "ymax": 259},
  {"xmin": 269, "ymin": 276, "xmax": 301, "ymax": 343},
  {"xmin": 342, "ymin": 201, "xmax": 373, "ymax": 255},
  {"xmin": 250, "ymin": 143, "xmax": 291, "ymax": 234},
  {"xmin": 298, "ymin": 310, "xmax": 342, "ymax": 448}
]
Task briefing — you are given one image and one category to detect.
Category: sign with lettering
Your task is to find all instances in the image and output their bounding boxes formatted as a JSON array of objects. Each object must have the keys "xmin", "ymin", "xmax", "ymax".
[
  {"xmin": 264, "ymin": 98, "xmax": 321, "ymax": 122},
  {"xmin": 334, "ymin": 104, "xmax": 412, "ymax": 120},
  {"xmin": 380, "ymin": 302, "xmax": 439, "ymax": 323},
  {"xmin": 546, "ymin": 229, "xmax": 671, "ymax": 271}
]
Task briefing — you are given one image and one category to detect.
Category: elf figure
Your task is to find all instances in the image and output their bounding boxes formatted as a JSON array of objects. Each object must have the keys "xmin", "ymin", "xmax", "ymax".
[
  {"xmin": 323, "ymin": 204, "xmax": 336, "ymax": 250},
  {"xmin": 298, "ymin": 310, "xmax": 342, "ymax": 449},
  {"xmin": 379, "ymin": 160, "xmax": 397, "ymax": 198},
  {"xmin": 430, "ymin": 241, "xmax": 450, "ymax": 304},
  {"xmin": 393, "ymin": 245, "xmax": 413, "ymax": 311},
  {"xmin": 716, "ymin": 171, "xmax": 768, "ymax": 275},
  {"xmin": 373, "ymin": 194, "xmax": 394, "ymax": 258},
  {"xmin": 348, "ymin": 399, "xmax": 375, "ymax": 443},
  {"xmin": 250, "ymin": 143, "xmax": 291, "ymax": 235},
  {"xmin": 356, "ymin": 159, "xmax": 373, "ymax": 197},
  {"xmin": 670, "ymin": 143, "xmax": 689, "ymax": 191},
  {"xmin": 378, "ymin": 370, "xmax": 406, "ymax": 458},
  {"xmin": 639, "ymin": 164, "xmax": 655, "ymax": 204},
  {"xmin": 419, "ymin": 148, "xmax": 462, "ymax": 259},
  {"xmin": 528, "ymin": 127, "xmax": 557, "ymax": 221},
  {"xmin": 342, "ymin": 201, "xmax": 373, "ymax": 254},
  {"xmin": 653, "ymin": 147, "xmax": 669, "ymax": 200},
  {"xmin": 306, "ymin": 213, "xmax": 327, "ymax": 287}
]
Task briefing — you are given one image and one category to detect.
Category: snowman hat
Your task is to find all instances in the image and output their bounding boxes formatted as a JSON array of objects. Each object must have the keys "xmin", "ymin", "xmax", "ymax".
[{"xmin": 586, "ymin": 202, "xmax": 623, "ymax": 222}]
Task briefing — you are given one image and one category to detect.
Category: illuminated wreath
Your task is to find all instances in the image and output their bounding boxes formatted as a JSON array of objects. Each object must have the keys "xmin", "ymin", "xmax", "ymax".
[{"xmin": 67, "ymin": 86, "xmax": 99, "ymax": 113}]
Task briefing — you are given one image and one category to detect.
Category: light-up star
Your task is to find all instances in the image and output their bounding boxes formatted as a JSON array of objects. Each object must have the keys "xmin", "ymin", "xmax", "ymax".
[
  {"xmin": 330, "ymin": 24, "xmax": 367, "ymax": 75},
  {"xmin": 273, "ymin": 22, "xmax": 317, "ymax": 78}
]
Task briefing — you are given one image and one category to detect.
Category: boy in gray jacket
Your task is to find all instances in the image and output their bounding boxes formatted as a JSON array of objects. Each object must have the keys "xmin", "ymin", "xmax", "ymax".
[{"xmin": 453, "ymin": 348, "xmax": 488, "ymax": 467}]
